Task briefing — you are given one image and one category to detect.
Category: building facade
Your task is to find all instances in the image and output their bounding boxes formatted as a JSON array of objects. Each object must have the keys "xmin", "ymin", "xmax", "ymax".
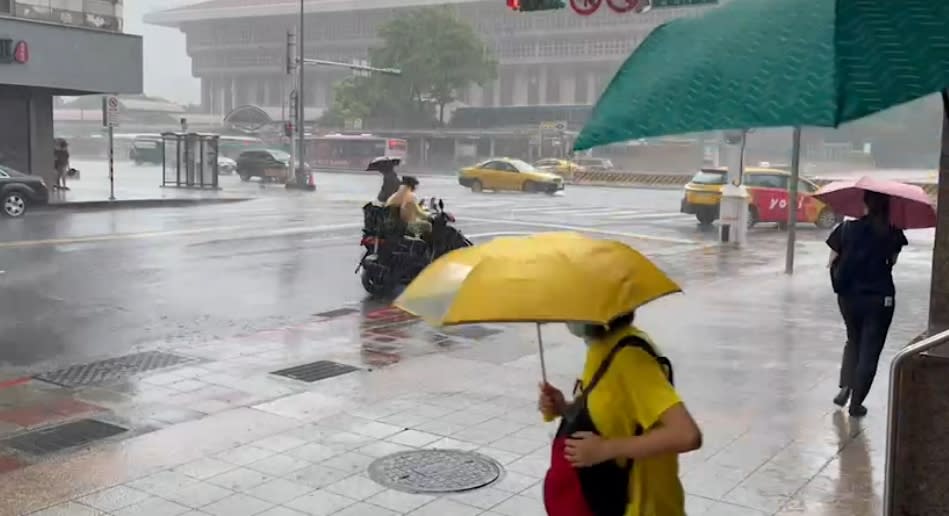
[
  {"xmin": 0, "ymin": 0, "xmax": 142, "ymax": 182},
  {"xmin": 146, "ymin": 0, "xmax": 714, "ymax": 120}
]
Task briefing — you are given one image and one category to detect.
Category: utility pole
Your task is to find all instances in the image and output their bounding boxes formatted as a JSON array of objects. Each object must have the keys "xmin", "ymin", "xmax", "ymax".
[{"xmin": 295, "ymin": 0, "xmax": 305, "ymax": 185}]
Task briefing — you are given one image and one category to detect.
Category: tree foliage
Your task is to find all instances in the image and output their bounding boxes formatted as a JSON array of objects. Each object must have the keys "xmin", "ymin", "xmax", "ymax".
[{"xmin": 321, "ymin": 6, "xmax": 497, "ymax": 128}]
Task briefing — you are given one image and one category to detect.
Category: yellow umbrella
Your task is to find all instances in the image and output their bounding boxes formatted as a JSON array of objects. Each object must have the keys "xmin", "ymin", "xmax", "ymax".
[{"xmin": 394, "ymin": 231, "xmax": 681, "ymax": 381}]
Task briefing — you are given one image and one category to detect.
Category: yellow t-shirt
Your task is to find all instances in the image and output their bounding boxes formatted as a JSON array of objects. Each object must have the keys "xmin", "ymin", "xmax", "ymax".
[{"xmin": 579, "ymin": 328, "xmax": 685, "ymax": 516}]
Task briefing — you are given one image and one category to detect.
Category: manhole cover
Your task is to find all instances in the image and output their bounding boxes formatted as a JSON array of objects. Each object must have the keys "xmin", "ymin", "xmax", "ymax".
[
  {"xmin": 34, "ymin": 351, "xmax": 200, "ymax": 388},
  {"xmin": 4, "ymin": 419, "xmax": 127, "ymax": 456},
  {"xmin": 270, "ymin": 360, "xmax": 359, "ymax": 383},
  {"xmin": 368, "ymin": 449, "xmax": 503, "ymax": 493}
]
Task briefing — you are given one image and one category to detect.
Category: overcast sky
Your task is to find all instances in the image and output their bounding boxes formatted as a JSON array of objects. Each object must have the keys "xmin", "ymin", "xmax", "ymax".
[{"xmin": 125, "ymin": 0, "xmax": 201, "ymax": 104}]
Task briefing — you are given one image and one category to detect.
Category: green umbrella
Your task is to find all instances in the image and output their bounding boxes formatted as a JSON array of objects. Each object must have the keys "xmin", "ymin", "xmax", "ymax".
[{"xmin": 574, "ymin": 0, "xmax": 949, "ymax": 151}]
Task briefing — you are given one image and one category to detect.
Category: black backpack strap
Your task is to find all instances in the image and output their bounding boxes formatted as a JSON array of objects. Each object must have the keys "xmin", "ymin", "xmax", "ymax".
[
  {"xmin": 578, "ymin": 341, "xmax": 629, "ymax": 398},
  {"xmin": 617, "ymin": 336, "xmax": 675, "ymax": 386},
  {"xmin": 577, "ymin": 335, "xmax": 676, "ymax": 402}
]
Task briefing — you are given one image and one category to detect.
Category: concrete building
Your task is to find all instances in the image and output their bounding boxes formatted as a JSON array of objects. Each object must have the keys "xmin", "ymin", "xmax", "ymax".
[
  {"xmin": 0, "ymin": 1, "xmax": 142, "ymax": 182},
  {"xmin": 144, "ymin": 0, "xmax": 714, "ymax": 119}
]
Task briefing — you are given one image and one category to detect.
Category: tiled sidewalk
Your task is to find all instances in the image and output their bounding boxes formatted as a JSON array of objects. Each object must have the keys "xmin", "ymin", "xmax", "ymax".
[{"xmin": 0, "ymin": 247, "xmax": 931, "ymax": 516}]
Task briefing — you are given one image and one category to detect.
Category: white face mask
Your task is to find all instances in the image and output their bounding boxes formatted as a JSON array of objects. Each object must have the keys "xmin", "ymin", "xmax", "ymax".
[{"xmin": 566, "ymin": 322, "xmax": 598, "ymax": 343}]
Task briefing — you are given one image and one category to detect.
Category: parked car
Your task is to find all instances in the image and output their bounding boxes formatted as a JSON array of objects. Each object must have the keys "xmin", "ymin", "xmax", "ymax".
[
  {"xmin": 218, "ymin": 156, "xmax": 237, "ymax": 175},
  {"xmin": 0, "ymin": 165, "xmax": 49, "ymax": 218},
  {"xmin": 573, "ymin": 157, "xmax": 615, "ymax": 171},
  {"xmin": 236, "ymin": 148, "xmax": 293, "ymax": 182},
  {"xmin": 458, "ymin": 157, "xmax": 564, "ymax": 194},
  {"xmin": 533, "ymin": 158, "xmax": 585, "ymax": 181},
  {"xmin": 129, "ymin": 135, "xmax": 163, "ymax": 165}
]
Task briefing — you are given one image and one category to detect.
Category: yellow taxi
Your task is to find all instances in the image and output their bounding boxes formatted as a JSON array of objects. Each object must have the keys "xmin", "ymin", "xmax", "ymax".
[
  {"xmin": 533, "ymin": 158, "xmax": 585, "ymax": 181},
  {"xmin": 459, "ymin": 158, "xmax": 565, "ymax": 194},
  {"xmin": 681, "ymin": 167, "xmax": 839, "ymax": 228}
]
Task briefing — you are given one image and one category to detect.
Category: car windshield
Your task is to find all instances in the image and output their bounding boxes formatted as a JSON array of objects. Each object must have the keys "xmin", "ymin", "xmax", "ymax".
[
  {"xmin": 508, "ymin": 159, "xmax": 538, "ymax": 172},
  {"xmin": 269, "ymin": 150, "xmax": 291, "ymax": 161},
  {"xmin": 691, "ymin": 170, "xmax": 726, "ymax": 185}
]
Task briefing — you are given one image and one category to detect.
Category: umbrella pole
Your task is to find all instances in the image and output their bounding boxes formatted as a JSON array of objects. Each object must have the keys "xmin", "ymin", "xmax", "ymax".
[
  {"xmin": 536, "ymin": 323, "xmax": 547, "ymax": 383},
  {"xmin": 785, "ymin": 126, "xmax": 802, "ymax": 275}
]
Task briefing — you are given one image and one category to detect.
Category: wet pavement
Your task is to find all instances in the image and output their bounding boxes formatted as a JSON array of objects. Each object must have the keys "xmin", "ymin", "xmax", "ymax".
[
  {"xmin": 0, "ymin": 159, "xmax": 937, "ymax": 515},
  {"xmin": 0, "ymin": 244, "xmax": 931, "ymax": 515}
]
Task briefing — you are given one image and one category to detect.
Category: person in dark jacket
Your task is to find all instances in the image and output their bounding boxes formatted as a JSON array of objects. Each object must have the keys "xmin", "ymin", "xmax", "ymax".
[
  {"xmin": 367, "ymin": 157, "xmax": 401, "ymax": 204},
  {"xmin": 826, "ymin": 190, "xmax": 908, "ymax": 417},
  {"xmin": 53, "ymin": 138, "xmax": 70, "ymax": 191}
]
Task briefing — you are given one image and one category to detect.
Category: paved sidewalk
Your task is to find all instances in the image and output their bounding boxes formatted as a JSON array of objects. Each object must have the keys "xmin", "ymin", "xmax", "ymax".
[{"xmin": 0, "ymin": 242, "xmax": 932, "ymax": 516}]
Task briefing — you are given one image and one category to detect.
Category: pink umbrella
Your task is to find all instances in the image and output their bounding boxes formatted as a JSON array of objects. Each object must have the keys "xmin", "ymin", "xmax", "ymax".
[{"xmin": 814, "ymin": 176, "xmax": 936, "ymax": 229}]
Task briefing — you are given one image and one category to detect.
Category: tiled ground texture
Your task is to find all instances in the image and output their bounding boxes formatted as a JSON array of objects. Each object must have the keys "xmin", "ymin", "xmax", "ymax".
[{"xmin": 0, "ymin": 239, "xmax": 931, "ymax": 516}]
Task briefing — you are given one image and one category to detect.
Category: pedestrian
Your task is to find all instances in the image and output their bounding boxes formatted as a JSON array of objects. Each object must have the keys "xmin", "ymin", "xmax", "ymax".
[
  {"xmin": 540, "ymin": 311, "xmax": 702, "ymax": 516},
  {"xmin": 53, "ymin": 138, "xmax": 70, "ymax": 191},
  {"xmin": 828, "ymin": 190, "xmax": 908, "ymax": 417}
]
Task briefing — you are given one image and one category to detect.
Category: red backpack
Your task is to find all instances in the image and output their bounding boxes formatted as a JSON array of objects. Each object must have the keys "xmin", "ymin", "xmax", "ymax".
[{"xmin": 543, "ymin": 337, "xmax": 673, "ymax": 516}]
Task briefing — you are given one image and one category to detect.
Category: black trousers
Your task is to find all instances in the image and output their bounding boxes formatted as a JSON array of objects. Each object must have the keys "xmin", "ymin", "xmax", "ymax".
[{"xmin": 837, "ymin": 295, "xmax": 896, "ymax": 407}]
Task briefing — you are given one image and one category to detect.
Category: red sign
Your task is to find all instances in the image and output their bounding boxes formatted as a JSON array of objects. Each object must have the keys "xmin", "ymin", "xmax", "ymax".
[{"xmin": 13, "ymin": 41, "xmax": 28, "ymax": 64}]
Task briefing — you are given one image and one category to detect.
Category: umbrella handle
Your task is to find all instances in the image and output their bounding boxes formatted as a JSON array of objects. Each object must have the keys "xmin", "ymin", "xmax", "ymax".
[
  {"xmin": 537, "ymin": 323, "xmax": 557, "ymax": 423},
  {"xmin": 536, "ymin": 323, "xmax": 547, "ymax": 384}
]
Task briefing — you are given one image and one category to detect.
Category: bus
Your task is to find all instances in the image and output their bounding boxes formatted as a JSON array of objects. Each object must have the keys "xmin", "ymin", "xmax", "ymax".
[
  {"xmin": 218, "ymin": 135, "xmax": 265, "ymax": 159},
  {"xmin": 305, "ymin": 133, "xmax": 408, "ymax": 171}
]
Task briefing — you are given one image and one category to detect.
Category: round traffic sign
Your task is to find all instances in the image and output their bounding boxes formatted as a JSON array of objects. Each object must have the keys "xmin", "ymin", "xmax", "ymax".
[{"xmin": 108, "ymin": 97, "xmax": 119, "ymax": 108}]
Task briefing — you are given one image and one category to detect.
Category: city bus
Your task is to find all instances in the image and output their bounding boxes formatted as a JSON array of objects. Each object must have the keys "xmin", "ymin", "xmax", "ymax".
[{"xmin": 305, "ymin": 133, "xmax": 408, "ymax": 171}]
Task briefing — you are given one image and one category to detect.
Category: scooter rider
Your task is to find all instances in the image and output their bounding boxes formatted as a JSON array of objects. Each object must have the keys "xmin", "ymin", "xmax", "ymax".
[{"xmin": 367, "ymin": 156, "xmax": 401, "ymax": 204}]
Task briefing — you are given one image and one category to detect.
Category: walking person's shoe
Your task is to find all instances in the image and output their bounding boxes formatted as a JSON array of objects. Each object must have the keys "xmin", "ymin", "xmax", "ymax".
[
  {"xmin": 833, "ymin": 387, "xmax": 851, "ymax": 407},
  {"xmin": 849, "ymin": 404, "xmax": 868, "ymax": 418}
]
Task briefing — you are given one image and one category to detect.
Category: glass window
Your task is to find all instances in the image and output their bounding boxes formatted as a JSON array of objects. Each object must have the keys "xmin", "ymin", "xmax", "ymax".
[
  {"xmin": 690, "ymin": 169, "xmax": 726, "ymax": 185},
  {"xmin": 798, "ymin": 179, "xmax": 818, "ymax": 193},
  {"xmin": 744, "ymin": 173, "xmax": 788, "ymax": 189}
]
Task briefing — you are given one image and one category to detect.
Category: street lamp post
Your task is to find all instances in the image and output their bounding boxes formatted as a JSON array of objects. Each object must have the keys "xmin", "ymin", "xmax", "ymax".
[{"xmin": 286, "ymin": 0, "xmax": 401, "ymax": 188}]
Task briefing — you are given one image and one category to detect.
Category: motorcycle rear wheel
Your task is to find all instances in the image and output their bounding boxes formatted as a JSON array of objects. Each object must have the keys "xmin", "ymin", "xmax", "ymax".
[{"xmin": 361, "ymin": 269, "xmax": 392, "ymax": 297}]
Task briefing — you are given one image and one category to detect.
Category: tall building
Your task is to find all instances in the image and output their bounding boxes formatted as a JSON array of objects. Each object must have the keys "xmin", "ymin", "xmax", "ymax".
[
  {"xmin": 145, "ymin": 0, "xmax": 713, "ymax": 119},
  {"xmin": 0, "ymin": 0, "xmax": 143, "ymax": 182}
]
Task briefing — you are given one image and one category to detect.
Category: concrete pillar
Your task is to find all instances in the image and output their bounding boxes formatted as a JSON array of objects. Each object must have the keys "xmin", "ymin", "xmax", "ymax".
[
  {"xmin": 561, "ymin": 72, "xmax": 576, "ymax": 105},
  {"xmin": 929, "ymin": 94, "xmax": 949, "ymax": 331},
  {"xmin": 586, "ymin": 71, "xmax": 597, "ymax": 105},
  {"xmin": 262, "ymin": 79, "xmax": 271, "ymax": 107},
  {"xmin": 228, "ymin": 77, "xmax": 237, "ymax": 112},
  {"xmin": 538, "ymin": 66, "xmax": 548, "ymax": 105},
  {"xmin": 29, "ymin": 93, "xmax": 53, "ymax": 185},
  {"xmin": 514, "ymin": 70, "xmax": 529, "ymax": 106},
  {"xmin": 201, "ymin": 79, "xmax": 211, "ymax": 111}
]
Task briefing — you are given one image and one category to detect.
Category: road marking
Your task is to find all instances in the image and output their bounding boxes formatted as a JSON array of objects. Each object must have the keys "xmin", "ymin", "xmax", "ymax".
[
  {"xmin": 0, "ymin": 222, "xmax": 363, "ymax": 249},
  {"xmin": 604, "ymin": 211, "xmax": 690, "ymax": 220},
  {"xmin": 462, "ymin": 216, "xmax": 707, "ymax": 246}
]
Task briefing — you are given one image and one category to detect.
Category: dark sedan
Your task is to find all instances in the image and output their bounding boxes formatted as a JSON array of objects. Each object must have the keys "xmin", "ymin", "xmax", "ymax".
[{"xmin": 1, "ymin": 165, "xmax": 49, "ymax": 218}]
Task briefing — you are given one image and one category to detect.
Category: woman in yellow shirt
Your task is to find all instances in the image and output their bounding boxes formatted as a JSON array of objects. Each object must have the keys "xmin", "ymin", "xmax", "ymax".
[{"xmin": 540, "ymin": 311, "xmax": 702, "ymax": 516}]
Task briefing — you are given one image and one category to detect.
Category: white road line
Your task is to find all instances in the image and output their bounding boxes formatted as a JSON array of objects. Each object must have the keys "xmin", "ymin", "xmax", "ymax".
[
  {"xmin": 604, "ymin": 212, "xmax": 692, "ymax": 220},
  {"xmin": 461, "ymin": 216, "xmax": 707, "ymax": 245}
]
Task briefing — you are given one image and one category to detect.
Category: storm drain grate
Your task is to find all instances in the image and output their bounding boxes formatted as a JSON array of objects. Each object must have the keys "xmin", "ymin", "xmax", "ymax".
[
  {"xmin": 271, "ymin": 360, "xmax": 359, "ymax": 383},
  {"xmin": 369, "ymin": 449, "xmax": 503, "ymax": 493},
  {"xmin": 33, "ymin": 351, "xmax": 200, "ymax": 388},
  {"xmin": 314, "ymin": 307, "xmax": 359, "ymax": 319},
  {"xmin": 4, "ymin": 419, "xmax": 127, "ymax": 456},
  {"xmin": 444, "ymin": 326, "xmax": 504, "ymax": 340}
]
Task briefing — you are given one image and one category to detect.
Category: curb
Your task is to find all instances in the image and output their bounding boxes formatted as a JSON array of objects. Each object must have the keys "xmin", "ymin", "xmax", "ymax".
[{"xmin": 41, "ymin": 197, "xmax": 251, "ymax": 212}]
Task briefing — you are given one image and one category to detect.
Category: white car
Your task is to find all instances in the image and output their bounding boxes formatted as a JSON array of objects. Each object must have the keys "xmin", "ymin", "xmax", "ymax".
[{"xmin": 218, "ymin": 156, "xmax": 237, "ymax": 175}]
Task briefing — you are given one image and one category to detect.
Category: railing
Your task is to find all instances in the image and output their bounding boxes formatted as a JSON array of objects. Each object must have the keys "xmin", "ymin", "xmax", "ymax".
[
  {"xmin": 884, "ymin": 328, "xmax": 949, "ymax": 515},
  {"xmin": 6, "ymin": 0, "xmax": 122, "ymax": 32}
]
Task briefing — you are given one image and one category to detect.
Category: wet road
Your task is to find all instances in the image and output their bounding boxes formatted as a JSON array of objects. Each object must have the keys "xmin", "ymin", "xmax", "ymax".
[{"xmin": 0, "ymin": 165, "xmax": 928, "ymax": 374}]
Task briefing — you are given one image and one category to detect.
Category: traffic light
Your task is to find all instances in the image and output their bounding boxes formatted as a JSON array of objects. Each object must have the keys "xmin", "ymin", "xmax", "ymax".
[
  {"xmin": 284, "ymin": 122, "xmax": 293, "ymax": 137},
  {"xmin": 507, "ymin": 0, "xmax": 565, "ymax": 11}
]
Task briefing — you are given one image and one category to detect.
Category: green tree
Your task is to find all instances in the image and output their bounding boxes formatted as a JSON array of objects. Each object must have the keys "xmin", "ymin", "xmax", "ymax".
[{"xmin": 323, "ymin": 6, "xmax": 496, "ymax": 127}]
